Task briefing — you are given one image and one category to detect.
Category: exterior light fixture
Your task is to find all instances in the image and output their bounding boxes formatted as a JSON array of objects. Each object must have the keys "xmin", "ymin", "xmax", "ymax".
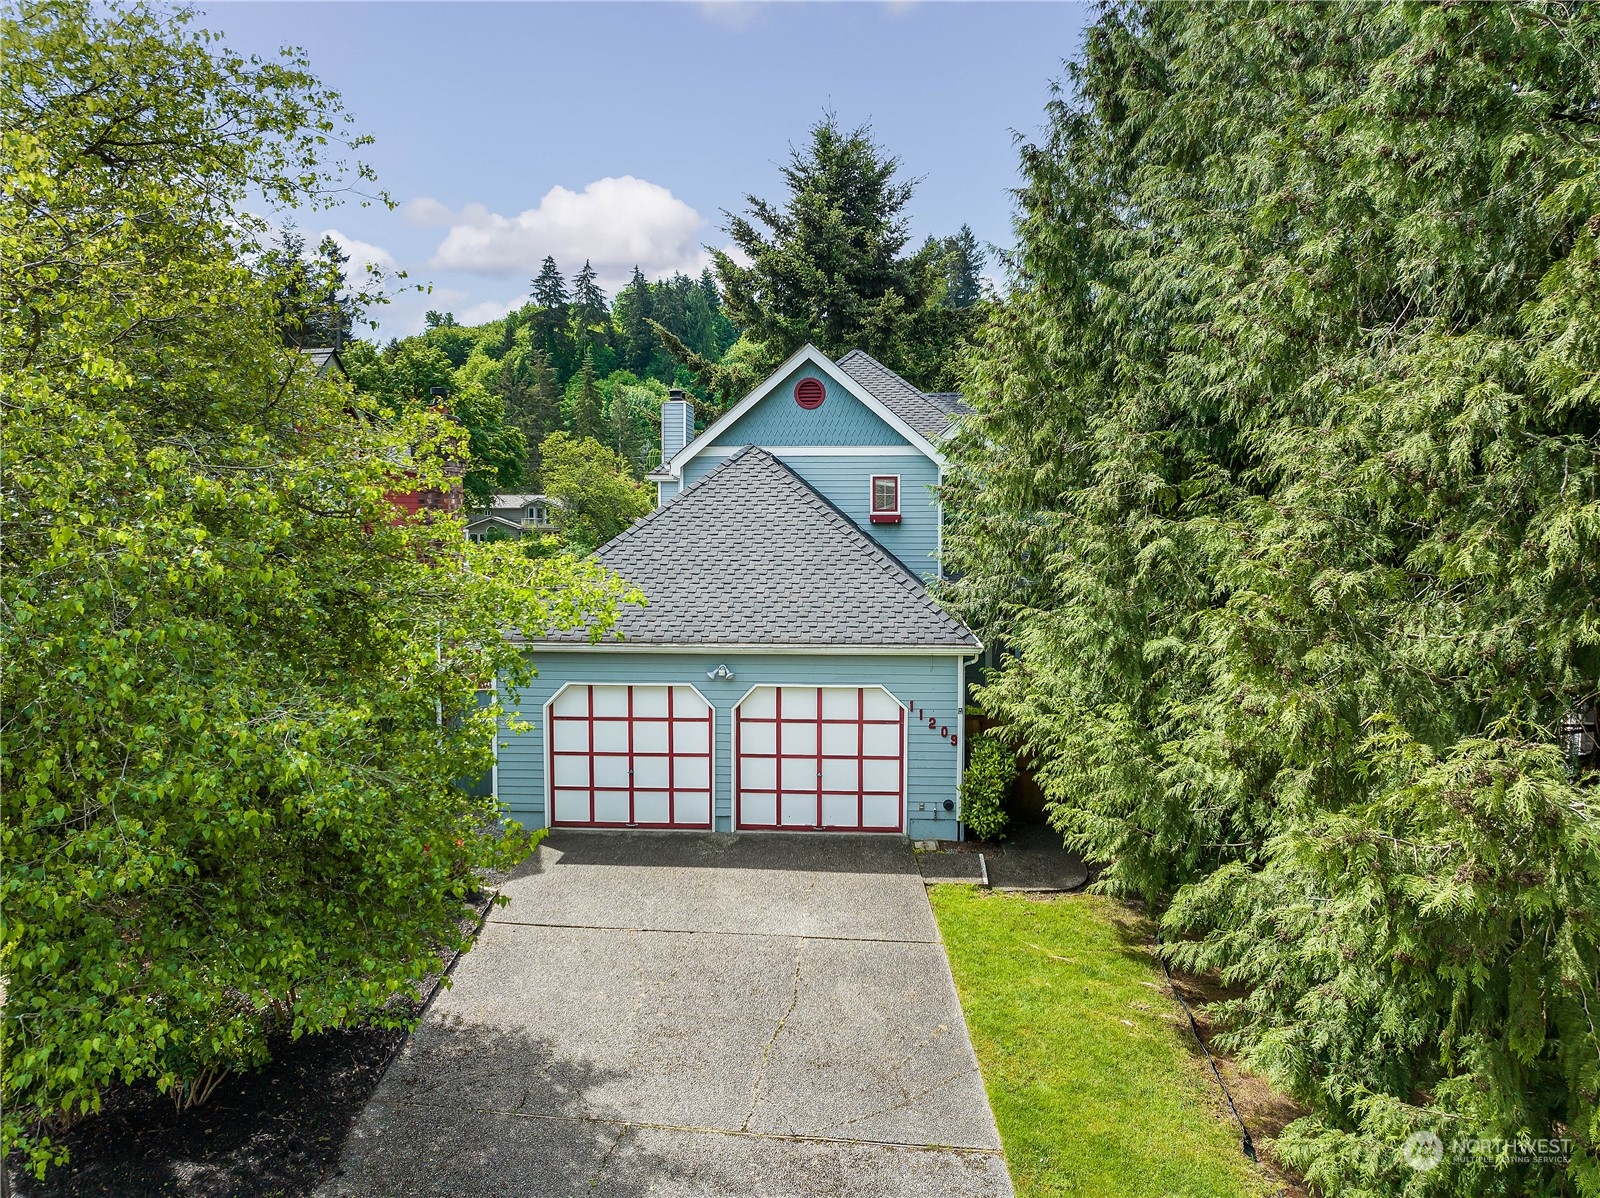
[{"xmin": 707, "ymin": 664, "xmax": 736, "ymax": 681}]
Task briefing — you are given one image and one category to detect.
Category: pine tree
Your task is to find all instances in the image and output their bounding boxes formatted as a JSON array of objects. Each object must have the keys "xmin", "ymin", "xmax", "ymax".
[{"xmin": 943, "ymin": 5, "xmax": 1600, "ymax": 1195}]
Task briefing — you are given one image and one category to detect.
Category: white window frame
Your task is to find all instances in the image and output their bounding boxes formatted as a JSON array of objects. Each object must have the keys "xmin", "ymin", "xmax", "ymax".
[{"xmin": 869, "ymin": 473, "xmax": 901, "ymax": 523}]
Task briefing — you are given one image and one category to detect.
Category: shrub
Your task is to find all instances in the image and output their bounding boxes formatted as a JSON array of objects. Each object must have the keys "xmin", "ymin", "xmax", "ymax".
[{"xmin": 960, "ymin": 733, "xmax": 1016, "ymax": 842}]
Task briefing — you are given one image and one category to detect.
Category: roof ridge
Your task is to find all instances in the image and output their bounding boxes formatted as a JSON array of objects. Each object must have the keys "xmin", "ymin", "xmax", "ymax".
[{"xmin": 597, "ymin": 444, "xmax": 760, "ymax": 555}]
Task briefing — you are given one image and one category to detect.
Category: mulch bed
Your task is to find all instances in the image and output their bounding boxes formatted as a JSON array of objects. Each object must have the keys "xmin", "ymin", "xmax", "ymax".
[{"xmin": 10, "ymin": 893, "xmax": 496, "ymax": 1198}]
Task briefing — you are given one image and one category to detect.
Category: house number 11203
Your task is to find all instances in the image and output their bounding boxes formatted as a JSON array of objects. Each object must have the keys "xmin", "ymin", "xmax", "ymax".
[{"xmin": 908, "ymin": 702, "xmax": 958, "ymax": 746}]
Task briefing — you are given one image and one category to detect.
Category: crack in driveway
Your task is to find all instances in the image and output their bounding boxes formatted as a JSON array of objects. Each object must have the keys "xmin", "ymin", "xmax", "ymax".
[{"xmin": 742, "ymin": 936, "xmax": 804, "ymax": 1132}]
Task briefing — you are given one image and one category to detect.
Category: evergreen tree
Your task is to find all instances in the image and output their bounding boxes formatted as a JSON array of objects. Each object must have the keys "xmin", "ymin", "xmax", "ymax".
[
  {"xmin": 530, "ymin": 255, "xmax": 568, "ymax": 309},
  {"xmin": 261, "ymin": 229, "xmax": 357, "ymax": 349},
  {"xmin": 496, "ymin": 339, "xmax": 562, "ymax": 485},
  {"xmin": 617, "ymin": 265, "xmax": 655, "ymax": 374},
  {"xmin": 940, "ymin": 225, "xmax": 984, "ymax": 309},
  {"xmin": 571, "ymin": 345, "xmax": 603, "ymax": 441},
  {"xmin": 708, "ymin": 115, "xmax": 957, "ymax": 386},
  {"xmin": 608, "ymin": 384, "xmax": 643, "ymax": 472},
  {"xmin": 944, "ymin": 5, "xmax": 1600, "ymax": 1195}
]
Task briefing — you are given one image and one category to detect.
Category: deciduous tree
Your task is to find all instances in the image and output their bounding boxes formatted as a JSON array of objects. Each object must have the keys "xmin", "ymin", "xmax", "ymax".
[{"xmin": 0, "ymin": 2, "xmax": 635, "ymax": 1177}]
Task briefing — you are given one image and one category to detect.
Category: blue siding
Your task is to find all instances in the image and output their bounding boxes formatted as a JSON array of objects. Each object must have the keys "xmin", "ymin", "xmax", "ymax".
[
  {"xmin": 496, "ymin": 651, "xmax": 966, "ymax": 841},
  {"xmin": 682, "ymin": 451, "xmax": 940, "ymax": 578},
  {"xmin": 711, "ymin": 362, "xmax": 902, "ymax": 447}
]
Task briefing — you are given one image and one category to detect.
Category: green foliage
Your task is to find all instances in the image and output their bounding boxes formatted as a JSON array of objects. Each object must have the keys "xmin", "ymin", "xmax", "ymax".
[
  {"xmin": 710, "ymin": 114, "xmax": 983, "ymax": 390},
  {"xmin": 943, "ymin": 3, "xmax": 1600, "ymax": 1194},
  {"xmin": 959, "ymin": 733, "xmax": 1015, "ymax": 842},
  {"xmin": 0, "ymin": 0, "xmax": 635, "ymax": 1177},
  {"xmin": 538, "ymin": 431, "xmax": 653, "ymax": 554}
]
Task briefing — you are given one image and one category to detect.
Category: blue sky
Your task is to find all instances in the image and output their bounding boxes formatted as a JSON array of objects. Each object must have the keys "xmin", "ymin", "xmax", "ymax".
[{"xmin": 202, "ymin": 2, "xmax": 1092, "ymax": 336}]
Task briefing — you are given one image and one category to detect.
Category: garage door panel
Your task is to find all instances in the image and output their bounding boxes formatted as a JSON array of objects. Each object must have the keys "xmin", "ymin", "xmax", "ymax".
[
  {"xmin": 552, "ymin": 687, "xmax": 589, "ymax": 716},
  {"xmin": 736, "ymin": 686, "xmax": 904, "ymax": 832},
  {"xmin": 862, "ymin": 758, "xmax": 900, "ymax": 792},
  {"xmin": 676, "ymin": 756, "xmax": 711, "ymax": 789},
  {"xmin": 741, "ymin": 792, "xmax": 777, "ymax": 826},
  {"xmin": 554, "ymin": 789, "xmax": 591, "ymax": 822},
  {"xmin": 821, "ymin": 724, "xmax": 858, "ymax": 755},
  {"xmin": 740, "ymin": 722, "xmax": 775, "ymax": 755},
  {"xmin": 633, "ymin": 755, "xmax": 671, "ymax": 788},
  {"xmin": 632, "ymin": 686, "xmax": 669, "ymax": 717},
  {"xmin": 675, "ymin": 720, "xmax": 711, "ymax": 754},
  {"xmin": 548, "ymin": 684, "xmax": 713, "ymax": 829},
  {"xmin": 553, "ymin": 755, "xmax": 590, "ymax": 787},
  {"xmin": 780, "ymin": 794, "xmax": 815, "ymax": 825},
  {"xmin": 821, "ymin": 758, "xmax": 858, "ymax": 790},
  {"xmin": 592, "ymin": 756, "xmax": 630, "ymax": 788},
  {"xmin": 633, "ymin": 791, "xmax": 670, "ymax": 823},
  {"xmin": 741, "ymin": 688, "xmax": 776, "ymax": 718},
  {"xmin": 593, "ymin": 791, "xmax": 629, "ymax": 823},
  {"xmin": 821, "ymin": 794, "xmax": 859, "ymax": 827},
  {"xmin": 741, "ymin": 757, "xmax": 776, "ymax": 790},
  {"xmin": 675, "ymin": 792, "xmax": 711, "ymax": 824},
  {"xmin": 862, "ymin": 794, "xmax": 900, "ymax": 828},
  {"xmin": 821, "ymin": 688, "xmax": 858, "ymax": 718},
  {"xmin": 633, "ymin": 721, "xmax": 670, "ymax": 753},
  {"xmin": 592, "ymin": 687, "xmax": 630, "ymax": 717},
  {"xmin": 862, "ymin": 689, "xmax": 903, "ymax": 720},
  {"xmin": 781, "ymin": 757, "xmax": 817, "ymax": 790}
]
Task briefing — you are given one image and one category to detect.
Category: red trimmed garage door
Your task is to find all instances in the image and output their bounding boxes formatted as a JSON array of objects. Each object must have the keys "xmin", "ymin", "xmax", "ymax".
[
  {"xmin": 735, "ymin": 686, "xmax": 905, "ymax": 832},
  {"xmin": 548, "ymin": 684, "xmax": 713, "ymax": 828}
]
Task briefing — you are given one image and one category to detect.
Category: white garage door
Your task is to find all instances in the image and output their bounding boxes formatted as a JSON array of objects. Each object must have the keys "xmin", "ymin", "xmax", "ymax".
[
  {"xmin": 548, "ymin": 684, "xmax": 713, "ymax": 828},
  {"xmin": 735, "ymin": 686, "xmax": 905, "ymax": 832}
]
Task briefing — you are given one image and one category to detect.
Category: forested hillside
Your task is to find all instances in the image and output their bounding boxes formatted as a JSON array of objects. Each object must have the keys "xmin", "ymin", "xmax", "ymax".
[{"xmin": 272, "ymin": 116, "xmax": 989, "ymax": 509}]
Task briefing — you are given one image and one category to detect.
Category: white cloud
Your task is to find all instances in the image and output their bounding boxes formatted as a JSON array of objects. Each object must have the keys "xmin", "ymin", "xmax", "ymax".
[
  {"xmin": 458, "ymin": 296, "xmax": 522, "ymax": 325},
  {"xmin": 408, "ymin": 176, "xmax": 712, "ymax": 293},
  {"xmin": 696, "ymin": 1, "xmax": 765, "ymax": 30},
  {"xmin": 318, "ymin": 228, "xmax": 397, "ymax": 276}
]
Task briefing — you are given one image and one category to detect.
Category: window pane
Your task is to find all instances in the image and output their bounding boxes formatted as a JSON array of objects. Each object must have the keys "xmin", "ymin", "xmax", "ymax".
[{"xmin": 873, "ymin": 477, "xmax": 898, "ymax": 511}]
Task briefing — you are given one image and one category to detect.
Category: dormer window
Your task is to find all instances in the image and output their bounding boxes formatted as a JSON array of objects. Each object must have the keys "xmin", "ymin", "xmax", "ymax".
[{"xmin": 869, "ymin": 475, "xmax": 901, "ymax": 524}]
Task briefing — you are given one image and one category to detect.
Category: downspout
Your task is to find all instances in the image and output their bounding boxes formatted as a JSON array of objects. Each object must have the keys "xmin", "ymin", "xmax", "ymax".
[{"xmin": 956, "ymin": 648, "xmax": 981, "ymax": 842}]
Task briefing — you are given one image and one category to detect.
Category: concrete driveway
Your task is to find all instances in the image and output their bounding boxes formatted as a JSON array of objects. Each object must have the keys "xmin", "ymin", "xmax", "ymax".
[{"xmin": 321, "ymin": 831, "xmax": 1011, "ymax": 1197}]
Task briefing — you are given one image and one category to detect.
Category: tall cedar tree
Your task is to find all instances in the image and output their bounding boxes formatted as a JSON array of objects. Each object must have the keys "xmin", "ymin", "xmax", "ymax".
[
  {"xmin": 710, "ymin": 115, "xmax": 968, "ymax": 389},
  {"xmin": 942, "ymin": 4, "xmax": 1600, "ymax": 1195},
  {"xmin": 1, "ymin": 0, "xmax": 634, "ymax": 1176}
]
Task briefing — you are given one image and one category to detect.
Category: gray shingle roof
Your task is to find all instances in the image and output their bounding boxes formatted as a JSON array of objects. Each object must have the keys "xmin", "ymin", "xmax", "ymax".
[
  {"xmin": 834, "ymin": 349, "xmax": 971, "ymax": 441},
  {"xmin": 526, "ymin": 447, "xmax": 978, "ymax": 649}
]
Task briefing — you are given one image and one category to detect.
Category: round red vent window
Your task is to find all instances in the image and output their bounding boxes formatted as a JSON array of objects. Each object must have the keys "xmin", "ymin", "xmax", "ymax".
[{"xmin": 794, "ymin": 377, "xmax": 826, "ymax": 409}]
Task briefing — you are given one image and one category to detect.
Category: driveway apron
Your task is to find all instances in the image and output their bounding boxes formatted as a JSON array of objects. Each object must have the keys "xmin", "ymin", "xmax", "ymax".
[{"xmin": 320, "ymin": 831, "xmax": 1011, "ymax": 1197}]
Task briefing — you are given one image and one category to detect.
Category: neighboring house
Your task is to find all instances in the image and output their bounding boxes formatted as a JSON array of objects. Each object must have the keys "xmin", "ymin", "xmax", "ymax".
[
  {"xmin": 494, "ymin": 344, "xmax": 981, "ymax": 841},
  {"xmin": 466, "ymin": 493, "xmax": 556, "ymax": 542}
]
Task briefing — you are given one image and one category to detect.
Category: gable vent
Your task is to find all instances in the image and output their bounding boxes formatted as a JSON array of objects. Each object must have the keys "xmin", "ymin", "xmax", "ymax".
[{"xmin": 794, "ymin": 377, "xmax": 826, "ymax": 409}]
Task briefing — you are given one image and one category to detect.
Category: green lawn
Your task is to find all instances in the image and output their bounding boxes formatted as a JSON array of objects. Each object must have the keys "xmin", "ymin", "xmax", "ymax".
[{"xmin": 931, "ymin": 886, "xmax": 1271, "ymax": 1198}]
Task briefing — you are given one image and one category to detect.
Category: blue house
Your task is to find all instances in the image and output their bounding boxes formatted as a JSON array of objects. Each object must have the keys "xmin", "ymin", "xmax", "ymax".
[{"xmin": 495, "ymin": 344, "xmax": 980, "ymax": 841}]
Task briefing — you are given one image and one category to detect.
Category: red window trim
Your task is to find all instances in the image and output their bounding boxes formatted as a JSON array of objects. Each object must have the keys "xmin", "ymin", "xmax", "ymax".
[
  {"xmin": 547, "ymin": 683, "xmax": 714, "ymax": 829},
  {"xmin": 869, "ymin": 474, "xmax": 901, "ymax": 524}
]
